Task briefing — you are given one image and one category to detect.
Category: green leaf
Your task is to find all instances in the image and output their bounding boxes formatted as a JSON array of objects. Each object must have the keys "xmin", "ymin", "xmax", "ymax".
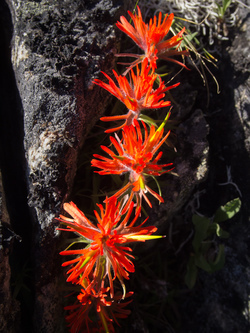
[
  {"xmin": 192, "ymin": 215, "xmax": 210, "ymax": 253},
  {"xmin": 208, "ymin": 223, "xmax": 230, "ymax": 238},
  {"xmin": 216, "ymin": 3, "xmax": 224, "ymax": 17},
  {"xmin": 200, "ymin": 240, "xmax": 212, "ymax": 255},
  {"xmin": 195, "ymin": 254, "xmax": 212, "ymax": 273},
  {"xmin": 214, "ymin": 198, "xmax": 241, "ymax": 223},
  {"xmin": 217, "ymin": 225, "xmax": 229, "ymax": 238},
  {"xmin": 64, "ymin": 238, "xmax": 90, "ymax": 251},
  {"xmin": 222, "ymin": 0, "xmax": 232, "ymax": 14},
  {"xmin": 138, "ymin": 114, "xmax": 158, "ymax": 127},
  {"xmin": 209, "ymin": 244, "xmax": 225, "ymax": 272},
  {"xmin": 185, "ymin": 256, "xmax": 198, "ymax": 289},
  {"xmin": 154, "ymin": 111, "xmax": 171, "ymax": 137},
  {"xmin": 183, "ymin": 31, "xmax": 198, "ymax": 43},
  {"xmin": 149, "ymin": 175, "xmax": 162, "ymax": 198}
]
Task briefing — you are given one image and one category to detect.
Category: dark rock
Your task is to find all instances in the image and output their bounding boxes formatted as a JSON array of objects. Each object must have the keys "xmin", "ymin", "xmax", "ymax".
[
  {"xmin": 1, "ymin": 0, "xmax": 129, "ymax": 331},
  {"xmin": 177, "ymin": 4, "xmax": 250, "ymax": 333},
  {"xmin": 0, "ymin": 172, "xmax": 21, "ymax": 333}
]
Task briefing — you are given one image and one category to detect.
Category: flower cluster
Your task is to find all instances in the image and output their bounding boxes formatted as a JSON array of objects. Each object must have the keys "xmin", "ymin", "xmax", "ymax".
[
  {"xmin": 91, "ymin": 118, "xmax": 174, "ymax": 211},
  {"xmin": 58, "ymin": 6, "xmax": 188, "ymax": 333},
  {"xmin": 116, "ymin": 6, "xmax": 188, "ymax": 74},
  {"xmin": 93, "ymin": 58, "xmax": 179, "ymax": 133}
]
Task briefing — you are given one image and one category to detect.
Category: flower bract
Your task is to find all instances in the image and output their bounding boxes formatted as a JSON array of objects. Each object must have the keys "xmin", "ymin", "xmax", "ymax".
[
  {"xmin": 91, "ymin": 118, "xmax": 173, "ymax": 210},
  {"xmin": 93, "ymin": 58, "xmax": 179, "ymax": 133},
  {"xmin": 57, "ymin": 197, "xmax": 160, "ymax": 296},
  {"xmin": 64, "ymin": 283, "xmax": 133, "ymax": 333},
  {"xmin": 64, "ymin": 285, "xmax": 111, "ymax": 333},
  {"xmin": 116, "ymin": 6, "xmax": 188, "ymax": 73}
]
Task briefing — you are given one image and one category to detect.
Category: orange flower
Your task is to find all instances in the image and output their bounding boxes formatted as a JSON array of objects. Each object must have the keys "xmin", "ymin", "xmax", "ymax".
[
  {"xmin": 58, "ymin": 196, "xmax": 160, "ymax": 296},
  {"xmin": 65, "ymin": 285, "xmax": 133, "ymax": 333},
  {"xmin": 116, "ymin": 6, "xmax": 188, "ymax": 73},
  {"xmin": 65, "ymin": 286, "xmax": 111, "ymax": 333},
  {"xmin": 91, "ymin": 118, "xmax": 173, "ymax": 210},
  {"xmin": 93, "ymin": 58, "xmax": 179, "ymax": 133}
]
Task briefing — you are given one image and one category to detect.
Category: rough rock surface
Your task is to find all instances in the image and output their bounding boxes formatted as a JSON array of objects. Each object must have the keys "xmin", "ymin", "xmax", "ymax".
[
  {"xmin": 1, "ymin": 0, "xmax": 129, "ymax": 331},
  {"xmin": 0, "ymin": 172, "xmax": 20, "ymax": 333}
]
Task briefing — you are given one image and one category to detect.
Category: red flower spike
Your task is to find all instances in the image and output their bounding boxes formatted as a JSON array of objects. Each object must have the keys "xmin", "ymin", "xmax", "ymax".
[
  {"xmin": 64, "ymin": 284, "xmax": 133, "ymax": 333},
  {"xmin": 57, "ymin": 197, "xmax": 160, "ymax": 296},
  {"xmin": 93, "ymin": 58, "xmax": 179, "ymax": 133},
  {"xmin": 116, "ymin": 6, "xmax": 189, "ymax": 74},
  {"xmin": 91, "ymin": 118, "xmax": 174, "ymax": 210},
  {"xmin": 65, "ymin": 286, "xmax": 111, "ymax": 333}
]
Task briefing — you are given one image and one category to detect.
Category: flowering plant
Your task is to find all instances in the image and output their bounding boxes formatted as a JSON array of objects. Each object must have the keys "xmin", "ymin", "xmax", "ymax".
[
  {"xmin": 64, "ymin": 283, "xmax": 133, "ymax": 333},
  {"xmin": 57, "ymin": 5, "xmax": 189, "ymax": 332},
  {"xmin": 91, "ymin": 117, "xmax": 173, "ymax": 210},
  {"xmin": 116, "ymin": 6, "xmax": 188, "ymax": 74},
  {"xmin": 93, "ymin": 58, "xmax": 179, "ymax": 132},
  {"xmin": 58, "ymin": 197, "xmax": 161, "ymax": 296}
]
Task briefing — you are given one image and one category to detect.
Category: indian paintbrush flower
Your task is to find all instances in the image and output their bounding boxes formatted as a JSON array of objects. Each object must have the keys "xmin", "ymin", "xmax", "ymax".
[
  {"xmin": 57, "ymin": 196, "xmax": 162, "ymax": 297},
  {"xmin": 64, "ymin": 283, "xmax": 133, "ymax": 333},
  {"xmin": 116, "ymin": 6, "xmax": 188, "ymax": 74},
  {"xmin": 57, "ymin": 6, "xmax": 188, "ymax": 332},
  {"xmin": 91, "ymin": 116, "xmax": 174, "ymax": 210},
  {"xmin": 64, "ymin": 285, "xmax": 111, "ymax": 333},
  {"xmin": 93, "ymin": 58, "xmax": 179, "ymax": 133}
]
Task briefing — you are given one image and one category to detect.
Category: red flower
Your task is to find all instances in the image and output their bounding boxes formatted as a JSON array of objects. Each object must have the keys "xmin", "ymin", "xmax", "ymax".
[
  {"xmin": 93, "ymin": 58, "xmax": 179, "ymax": 133},
  {"xmin": 58, "ymin": 197, "xmax": 159, "ymax": 296},
  {"xmin": 91, "ymin": 118, "xmax": 173, "ymax": 210},
  {"xmin": 65, "ymin": 286, "xmax": 111, "ymax": 333},
  {"xmin": 65, "ymin": 284, "xmax": 133, "ymax": 333},
  {"xmin": 116, "ymin": 6, "xmax": 188, "ymax": 73}
]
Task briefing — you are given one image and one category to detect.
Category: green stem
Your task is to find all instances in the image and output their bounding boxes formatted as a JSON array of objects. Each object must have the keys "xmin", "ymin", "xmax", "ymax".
[{"xmin": 99, "ymin": 310, "xmax": 109, "ymax": 333}]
